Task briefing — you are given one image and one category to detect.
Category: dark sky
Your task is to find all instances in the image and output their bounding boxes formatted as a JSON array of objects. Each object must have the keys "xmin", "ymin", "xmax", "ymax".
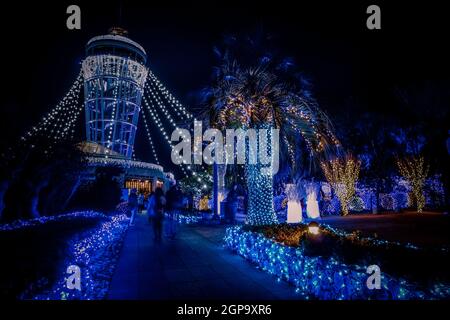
[{"xmin": 1, "ymin": 1, "xmax": 449, "ymax": 175}]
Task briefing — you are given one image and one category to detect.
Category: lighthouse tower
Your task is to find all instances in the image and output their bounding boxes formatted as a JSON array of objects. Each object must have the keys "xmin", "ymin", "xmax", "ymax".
[{"xmin": 82, "ymin": 28, "xmax": 148, "ymax": 158}]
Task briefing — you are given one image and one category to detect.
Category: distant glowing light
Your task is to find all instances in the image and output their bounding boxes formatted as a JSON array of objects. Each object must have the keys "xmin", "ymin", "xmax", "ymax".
[{"xmin": 308, "ymin": 221, "xmax": 320, "ymax": 235}]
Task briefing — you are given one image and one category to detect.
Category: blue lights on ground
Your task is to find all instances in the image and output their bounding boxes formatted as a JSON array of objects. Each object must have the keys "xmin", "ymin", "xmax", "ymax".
[
  {"xmin": 177, "ymin": 214, "xmax": 201, "ymax": 224},
  {"xmin": 224, "ymin": 226, "xmax": 450, "ymax": 300},
  {"xmin": 12, "ymin": 211, "xmax": 130, "ymax": 300},
  {"xmin": 0, "ymin": 211, "xmax": 104, "ymax": 231},
  {"xmin": 5, "ymin": 210, "xmax": 449, "ymax": 300}
]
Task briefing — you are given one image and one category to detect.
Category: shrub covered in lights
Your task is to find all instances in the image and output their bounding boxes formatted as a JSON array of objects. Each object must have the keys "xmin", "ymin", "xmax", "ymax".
[
  {"xmin": 228, "ymin": 224, "xmax": 450, "ymax": 299},
  {"xmin": 31, "ymin": 213, "xmax": 129, "ymax": 300},
  {"xmin": 317, "ymin": 174, "xmax": 445, "ymax": 215},
  {"xmin": 0, "ymin": 211, "xmax": 103, "ymax": 299},
  {"xmin": 0, "ymin": 211, "xmax": 129, "ymax": 300},
  {"xmin": 177, "ymin": 213, "xmax": 201, "ymax": 225}
]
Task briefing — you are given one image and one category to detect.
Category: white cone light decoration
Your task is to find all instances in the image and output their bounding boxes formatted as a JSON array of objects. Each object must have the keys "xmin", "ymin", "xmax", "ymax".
[
  {"xmin": 286, "ymin": 183, "xmax": 302, "ymax": 223},
  {"xmin": 306, "ymin": 189, "xmax": 320, "ymax": 219}
]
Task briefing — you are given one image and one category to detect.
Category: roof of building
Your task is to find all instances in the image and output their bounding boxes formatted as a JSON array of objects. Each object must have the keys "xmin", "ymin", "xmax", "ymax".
[{"xmin": 86, "ymin": 34, "xmax": 147, "ymax": 56}]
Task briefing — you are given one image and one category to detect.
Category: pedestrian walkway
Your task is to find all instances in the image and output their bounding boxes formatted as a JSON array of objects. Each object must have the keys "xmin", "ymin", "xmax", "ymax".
[{"xmin": 107, "ymin": 214, "xmax": 300, "ymax": 300}]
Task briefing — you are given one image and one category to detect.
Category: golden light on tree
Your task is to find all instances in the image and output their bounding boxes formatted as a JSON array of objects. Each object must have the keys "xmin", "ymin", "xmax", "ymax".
[
  {"xmin": 198, "ymin": 195, "xmax": 210, "ymax": 211},
  {"xmin": 321, "ymin": 155, "xmax": 361, "ymax": 216},
  {"xmin": 396, "ymin": 155, "xmax": 429, "ymax": 213}
]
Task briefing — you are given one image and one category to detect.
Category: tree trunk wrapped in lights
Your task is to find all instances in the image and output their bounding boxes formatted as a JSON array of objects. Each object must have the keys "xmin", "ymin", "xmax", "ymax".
[
  {"xmin": 396, "ymin": 156, "xmax": 429, "ymax": 213},
  {"xmin": 245, "ymin": 124, "xmax": 278, "ymax": 225},
  {"xmin": 321, "ymin": 155, "xmax": 360, "ymax": 216}
]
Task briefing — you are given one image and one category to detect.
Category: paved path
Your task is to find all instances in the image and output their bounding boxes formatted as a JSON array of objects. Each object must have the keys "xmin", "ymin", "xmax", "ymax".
[{"xmin": 107, "ymin": 214, "xmax": 299, "ymax": 300}]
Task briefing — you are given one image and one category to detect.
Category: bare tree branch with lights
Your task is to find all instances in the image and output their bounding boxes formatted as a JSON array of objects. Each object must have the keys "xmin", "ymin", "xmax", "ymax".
[
  {"xmin": 321, "ymin": 154, "xmax": 361, "ymax": 216},
  {"xmin": 396, "ymin": 155, "xmax": 429, "ymax": 213}
]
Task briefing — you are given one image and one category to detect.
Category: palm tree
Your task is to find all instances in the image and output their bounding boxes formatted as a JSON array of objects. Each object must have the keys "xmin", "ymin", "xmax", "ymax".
[{"xmin": 199, "ymin": 51, "xmax": 339, "ymax": 225}]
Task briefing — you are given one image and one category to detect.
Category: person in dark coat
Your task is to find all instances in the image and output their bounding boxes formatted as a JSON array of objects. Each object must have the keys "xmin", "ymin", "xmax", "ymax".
[
  {"xmin": 128, "ymin": 188, "xmax": 138, "ymax": 226},
  {"xmin": 151, "ymin": 187, "xmax": 166, "ymax": 243}
]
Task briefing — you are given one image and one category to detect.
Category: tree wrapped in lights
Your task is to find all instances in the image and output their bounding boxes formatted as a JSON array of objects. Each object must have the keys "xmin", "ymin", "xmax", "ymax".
[
  {"xmin": 396, "ymin": 155, "xmax": 429, "ymax": 213},
  {"xmin": 178, "ymin": 170, "xmax": 212, "ymax": 198},
  {"xmin": 321, "ymin": 154, "xmax": 361, "ymax": 216},
  {"xmin": 198, "ymin": 195, "xmax": 210, "ymax": 211},
  {"xmin": 199, "ymin": 42, "xmax": 339, "ymax": 226}
]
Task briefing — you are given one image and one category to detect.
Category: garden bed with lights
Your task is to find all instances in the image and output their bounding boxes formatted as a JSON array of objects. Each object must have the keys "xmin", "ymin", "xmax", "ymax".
[
  {"xmin": 0, "ymin": 211, "xmax": 129, "ymax": 300},
  {"xmin": 224, "ymin": 223, "xmax": 450, "ymax": 299}
]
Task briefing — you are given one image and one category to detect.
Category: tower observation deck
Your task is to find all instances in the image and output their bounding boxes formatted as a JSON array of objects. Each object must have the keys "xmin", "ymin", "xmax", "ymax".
[{"xmin": 82, "ymin": 28, "xmax": 148, "ymax": 158}]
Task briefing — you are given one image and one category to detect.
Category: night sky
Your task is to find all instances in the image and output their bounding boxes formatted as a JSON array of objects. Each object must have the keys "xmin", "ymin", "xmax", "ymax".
[{"xmin": 1, "ymin": 1, "xmax": 449, "ymax": 176}]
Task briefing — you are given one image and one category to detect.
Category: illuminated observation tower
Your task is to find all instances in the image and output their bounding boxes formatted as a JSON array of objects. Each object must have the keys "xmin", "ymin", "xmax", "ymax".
[{"xmin": 82, "ymin": 28, "xmax": 148, "ymax": 158}]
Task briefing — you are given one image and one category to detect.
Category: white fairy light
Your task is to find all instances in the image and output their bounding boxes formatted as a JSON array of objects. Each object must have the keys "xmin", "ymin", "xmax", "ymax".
[
  {"xmin": 142, "ymin": 84, "xmax": 211, "ymax": 182},
  {"xmin": 20, "ymin": 70, "xmax": 84, "ymax": 151},
  {"xmin": 147, "ymin": 70, "xmax": 193, "ymax": 120},
  {"xmin": 140, "ymin": 103, "xmax": 160, "ymax": 165}
]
